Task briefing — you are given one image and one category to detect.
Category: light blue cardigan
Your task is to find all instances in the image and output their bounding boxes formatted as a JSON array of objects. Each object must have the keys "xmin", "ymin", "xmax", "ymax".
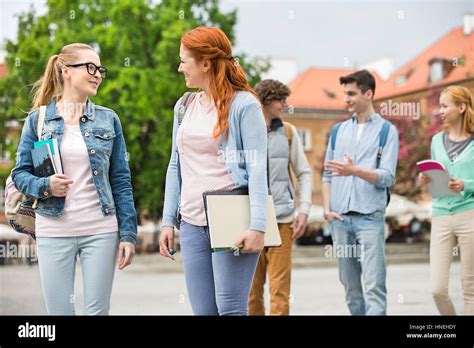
[{"xmin": 161, "ymin": 91, "xmax": 268, "ymax": 232}]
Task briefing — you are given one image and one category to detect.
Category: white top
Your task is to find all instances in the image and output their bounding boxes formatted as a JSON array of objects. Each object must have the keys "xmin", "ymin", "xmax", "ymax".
[
  {"xmin": 176, "ymin": 92, "xmax": 235, "ymax": 226},
  {"xmin": 36, "ymin": 124, "xmax": 118, "ymax": 237},
  {"xmin": 356, "ymin": 123, "xmax": 366, "ymax": 143}
]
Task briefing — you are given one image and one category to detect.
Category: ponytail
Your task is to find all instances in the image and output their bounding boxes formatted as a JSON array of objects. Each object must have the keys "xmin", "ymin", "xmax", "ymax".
[
  {"xmin": 31, "ymin": 54, "xmax": 61, "ymax": 109},
  {"xmin": 463, "ymin": 99, "xmax": 474, "ymax": 135}
]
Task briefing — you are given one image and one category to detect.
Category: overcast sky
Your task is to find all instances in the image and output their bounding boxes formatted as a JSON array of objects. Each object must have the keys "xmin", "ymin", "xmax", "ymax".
[{"xmin": 1, "ymin": 0, "xmax": 473, "ymax": 74}]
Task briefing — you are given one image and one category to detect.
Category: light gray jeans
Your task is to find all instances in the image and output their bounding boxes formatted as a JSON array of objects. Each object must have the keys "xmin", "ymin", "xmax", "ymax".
[
  {"xmin": 431, "ymin": 208, "xmax": 474, "ymax": 315},
  {"xmin": 36, "ymin": 231, "xmax": 119, "ymax": 315}
]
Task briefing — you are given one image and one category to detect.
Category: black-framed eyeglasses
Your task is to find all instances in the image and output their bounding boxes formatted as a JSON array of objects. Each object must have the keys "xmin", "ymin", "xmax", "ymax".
[{"xmin": 65, "ymin": 62, "xmax": 108, "ymax": 79}]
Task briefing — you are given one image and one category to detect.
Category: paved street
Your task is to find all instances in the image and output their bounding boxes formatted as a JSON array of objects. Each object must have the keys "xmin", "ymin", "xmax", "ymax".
[{"xmin": 0, "ymin": 249, "xmax": 464, "ymax": 315}]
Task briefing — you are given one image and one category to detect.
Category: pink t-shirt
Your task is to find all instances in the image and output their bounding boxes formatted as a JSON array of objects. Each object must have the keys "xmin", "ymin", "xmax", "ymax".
[
  {"xmin": 36, "ymin": 123, "xmax": 118, "ymax": 237},
  {"xmin": 176, "ymin": 92, "xmax": 235, "ymax": 226}
]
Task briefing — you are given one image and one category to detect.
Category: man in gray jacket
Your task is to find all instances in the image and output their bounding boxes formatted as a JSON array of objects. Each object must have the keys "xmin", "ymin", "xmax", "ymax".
[{"xmin": 249, "ymin": 79, "xmax": 313, "ymax": 315}]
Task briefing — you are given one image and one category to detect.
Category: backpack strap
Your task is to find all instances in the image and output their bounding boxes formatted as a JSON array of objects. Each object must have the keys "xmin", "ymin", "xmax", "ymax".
[
  {"xmin": 377, "ymin": 120, "xmax": 393, "ymax": 206},
  {"xmin": 178, "ymin": 92, "xmax": 197, "ymax": 126},
  {"xmin": 376, "ymin": 121, "xmax": 391, "ymax": 168},
  {"xmin": 282, "ymin": 121, "xmax": 293, "ymax": 147},
  {"xmin": 282, "ymin": 121, "xmax": 296, "ymax": 188},
  {"xmin": 37, "ymin": 105, "xmax": 47, "ymax": 140},
  {"xmin": 330, "ymin": 122, "xmax": 342, "ymax": 152}
]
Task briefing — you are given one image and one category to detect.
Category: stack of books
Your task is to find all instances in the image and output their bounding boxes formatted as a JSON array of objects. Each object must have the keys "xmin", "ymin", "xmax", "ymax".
[{"xmin": 31, "ymin": 138, "xmax": 63, "ymax": 177}]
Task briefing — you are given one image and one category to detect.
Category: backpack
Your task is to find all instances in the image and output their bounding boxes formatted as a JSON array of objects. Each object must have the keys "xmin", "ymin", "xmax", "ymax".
[
  {"xmin": 4, "ymin": 105, "xmax": 47, "ymax": 240},
  {"xmin": 283, "ymin": 121, "xmax": 293, "ymax": 147},
  {"xmin": 330, "ymin": 120, "xmax": 393, "ymax": 206},
  {"xmin": 282, "ymin": 121, "xmax": 296, "ymax": 187},
  {"xmin": 178, "ymin": 92, "xmax": 198, "ymax": 126}
]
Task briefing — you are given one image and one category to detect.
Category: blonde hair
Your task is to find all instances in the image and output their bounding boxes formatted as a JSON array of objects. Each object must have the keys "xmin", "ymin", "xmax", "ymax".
[
  {"xmin": 441, "ymin": 85, "xmax": 474, "ymax": 135},
  {"xmin": 31, "ymin": 43, "xmax": 95, "ymax": 109}
]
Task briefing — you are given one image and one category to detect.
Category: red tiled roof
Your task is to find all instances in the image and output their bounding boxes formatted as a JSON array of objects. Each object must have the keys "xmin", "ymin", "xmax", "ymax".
[
  {"xmin": 287, "ymin": 67, "xmax": 383, "ymax": 110},
  {"xmin": 0, "ymin": 63, "xmax": 6, "ymax": 77},
  {"xmin": 376, "ymin": 27, "xmax": 474, "ymax": 99}
]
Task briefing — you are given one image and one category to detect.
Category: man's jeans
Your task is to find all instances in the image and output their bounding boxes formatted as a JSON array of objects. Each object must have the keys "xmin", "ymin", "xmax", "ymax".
[{"xmin": 329, "ymin": 210, "xmax": 387, "ymax": 315}]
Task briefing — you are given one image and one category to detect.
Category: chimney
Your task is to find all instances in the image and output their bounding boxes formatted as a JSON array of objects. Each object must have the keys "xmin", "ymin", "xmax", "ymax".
[{"xmin": 464, "ymin": 13, "xmax": 474, "ymax": 35}]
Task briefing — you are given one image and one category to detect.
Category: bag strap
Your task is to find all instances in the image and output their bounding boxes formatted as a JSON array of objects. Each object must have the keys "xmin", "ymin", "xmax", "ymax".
[
  {"xmin": 282, "ymin": 121, "xmax": 296, "ymax": 189},
  {"xmin": 283, "ymin": 121, "xmax": 293, "ymax": 147},
  {"xmin": 330, "ymin": 122, "xmax": 342, "ymax": 152},
  {"xmin": 37, "ymin": 105, "xmax": 47, "ymax": 140},
  {"xmin": 178, "ymin": 92, "xmax": 197, "ymax": 126},
  {"xmin": 376, "ymin": 121, "xmax": 391, "ymax": 168},
  {"xmin": 330, "ymin": 121, "xmax": 391, "ymax": 160}
]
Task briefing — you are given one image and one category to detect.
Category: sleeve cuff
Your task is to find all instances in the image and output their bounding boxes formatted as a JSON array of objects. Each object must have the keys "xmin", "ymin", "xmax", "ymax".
[
  {"xmin": 250, "ymin": 220, "xmax": 266, "ymax": 233},
  {"xmin": 299, "ymin": 202, "xmax": 311, "ymax": 216},
  {"xmin": 39, "ymin": 177, "xmax": 53, "ymax": 199},
  {"xmin": 160, "ymin": 217, "xmax": 176, "ymax": 229},
  {"xmin": 374, "ymin": 168, "xmax": 392, "ymax": 188},
  {"xmin": 463, "ymin": 179, "xmax": 474, "ymax": 193},
  {"xmin": 120, "ymin": 234, "xmax": 137, "ymax": 245}
]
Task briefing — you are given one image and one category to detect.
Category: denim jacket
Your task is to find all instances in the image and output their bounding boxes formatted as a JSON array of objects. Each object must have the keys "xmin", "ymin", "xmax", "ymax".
[
  {"xmin": 161, "ymin": 91, "xmax": 268, "ymax": 232},
  {"xmin": 12, "ymin": 98, "xmax": 138, "ymax": 244}
]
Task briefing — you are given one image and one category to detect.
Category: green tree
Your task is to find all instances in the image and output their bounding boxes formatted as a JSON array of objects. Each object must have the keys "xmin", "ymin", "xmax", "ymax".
[{"xmin": 0, "ymin": 0, "xmax": 269, "ymax": 220}]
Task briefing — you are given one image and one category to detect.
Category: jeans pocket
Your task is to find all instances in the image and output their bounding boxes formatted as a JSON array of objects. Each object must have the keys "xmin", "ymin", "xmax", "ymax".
[
  {"xmin": 367, "ymin": 210, "xmax": 385, "ymax": 222},
  {"xmin": 92, "ymin": 128, "xmax": 116, "ymax": 155}
]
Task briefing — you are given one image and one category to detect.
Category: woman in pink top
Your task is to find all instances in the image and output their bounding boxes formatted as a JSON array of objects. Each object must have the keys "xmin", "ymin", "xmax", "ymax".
[
  {"xmin": 12, "ymin": 43, "xmax": 137, "ymax": 315},
  {"xmin": 160, "ymin": 27, "xmax": 269, "ymax": 315}
]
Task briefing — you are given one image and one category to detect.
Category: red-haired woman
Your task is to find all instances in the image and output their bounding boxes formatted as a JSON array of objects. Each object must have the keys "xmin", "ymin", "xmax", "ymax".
[{"xmin": 160, "ymin": 27, "xmax": 268, "ymax": 315}]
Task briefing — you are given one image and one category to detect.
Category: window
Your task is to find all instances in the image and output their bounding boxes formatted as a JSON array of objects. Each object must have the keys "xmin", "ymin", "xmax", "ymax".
[
  {"xmin": 395, "ymin": 67, "xmax": 415, "ymax": 86},
  {"xmin": 297, "ymin": 128, "xmax": 312, "ymax": 151},
  {"xmin": 429, "ymin": 61, "xmax": 444, "ymax": 83},
  {"xmin": 395, "ymin": 75, "xmax": 406, "ymax": 86}
]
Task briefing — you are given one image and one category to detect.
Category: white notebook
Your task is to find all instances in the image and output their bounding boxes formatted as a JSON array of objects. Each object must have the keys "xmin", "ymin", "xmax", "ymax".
[
  {"xmin": 203, "ymin": 188, "xmax": 281, "ymax": 250},
  {"xmin": 416, "ymin": 160, "xmax": 463, "ymax": 199}
]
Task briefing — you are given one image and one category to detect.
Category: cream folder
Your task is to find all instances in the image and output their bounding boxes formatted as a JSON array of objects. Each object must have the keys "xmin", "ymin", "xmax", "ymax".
[{"xmin": 203, "ymin": 190, "xmax": 282, "ymax": 249}]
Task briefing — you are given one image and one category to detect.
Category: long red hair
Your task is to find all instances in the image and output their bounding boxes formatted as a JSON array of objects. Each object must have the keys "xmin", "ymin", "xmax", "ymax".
[{"xmin": 181, "ymin": 27, "xmax": 257, "ymax": 140}]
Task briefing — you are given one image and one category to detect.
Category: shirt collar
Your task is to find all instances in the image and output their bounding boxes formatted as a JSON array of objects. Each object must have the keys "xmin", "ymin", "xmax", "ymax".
[
  {"xmin": 269, "ymin": 117, "xmax": 284, "ymax": 132},
  {"xmin": 44, "ymin": 97, "xmax": 95, "ymax": 121},
  {"xmin": 351, "ymin": 113, "xmax": 381, "ymax": 124}
]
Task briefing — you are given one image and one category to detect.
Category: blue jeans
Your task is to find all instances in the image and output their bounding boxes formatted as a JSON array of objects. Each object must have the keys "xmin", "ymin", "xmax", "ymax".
[
  {"xmin": 179, "ymin": 220, "xmax": 260, "ymax": 315},
  {"xmin": 329, "ymin": 211, "xmax": 387, "ymax": 315},
  {"xmin": 36, "ymin": 232, "xmax": 119, "ymax": 315}
]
